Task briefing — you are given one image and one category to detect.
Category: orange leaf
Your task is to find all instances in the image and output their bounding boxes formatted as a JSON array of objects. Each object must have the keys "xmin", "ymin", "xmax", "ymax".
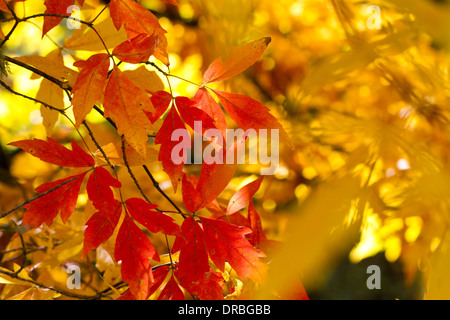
[
  {"xmin": 226, "ymin": 177, "xmax": 263, "ymax": 215},
  {"xmin": 213, "ymin": 89, "xmax": 291, "ymax": 146},
  {"xmin": 72, "ymin": 53, "xmax": 110, "ymax": 127},
  {"xmin": 109, "ymin": 0, "xmax": 169, "ymax": 65},
  {"xmin": 112, "ymin": 33, "xmax": 159, "ymax": 64},
  {"xmin": 203, "ymin": 37, "xmax": 271, "ymax": 84},
  {"xmin": 200, "ymin": 217, "xmax": 267, "ymax": 283},
  {"xmin": 103, "ymin": 65, "xmax": 154, "ymax": 157},
  {"xmin": 42, "ymin": 0, "xmax": 75, "ymax": 37}
]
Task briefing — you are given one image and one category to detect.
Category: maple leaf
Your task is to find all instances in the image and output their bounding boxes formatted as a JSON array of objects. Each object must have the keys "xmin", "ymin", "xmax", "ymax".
[
  {"xmin": 154, "ymin": 104, "xmax": 186, "ymax": 191},
  {"xmin": 196, "ymin": 271, "xmax": 224, "ymax": 300},
  {"xmin": 86, "ymin": 166, "xmax": 121, "ymax": 211},
  {"xmin": 213, "ymin": 89, "xmax": 291, "ymax": 146},
  {"xmin": 72, "ymin": 53, "xmax": 110, "ymax": 127},
  {"xmin": 82, "ymin": 199, "xmax": 122, "ymax": 257},
  {"xmin": 125, "ymin": 197, "xmax": 179, "ymax": 236},
  {"xmin": 174, "ymin": 96, "xmax": 217, "ymax": 134},
  {"xmin": 200, "ymin": 217, "xmax": 267, "ymax": 282},
  {"xmin": 109, "ymin": 0, "xmax": 169, "ymax": 65},
  {"xmin": 193, "ymin": 87, "xmax": 227, "ymax": 137},
  {"xmin": 158, "ymin": 275, "xmax": 185, "ymax": 300},
  {"xmin": 171, "ymin": 216, "xmax": 209, "ymax": 295},
  {"xmin": 147, "ymin": 90, "xmax": 172, "ymax": 123},
  {"xmin": 34, "ymin": 49, "xmax": 65, "ymax": 137},
  {"xmin": 8, "ymin": 138, "xmax": 94, "ymax": 168},
  {"xmin": 114, "ymin": 214, "xmax": 159, "ymax": 300},
  {"xmin": 112, "ymin": 33, "xmax": 159, "ymax": 64},
  {"xmin": 103, "ymin": 65, "xmax": 155, "ymax": 157},
  {"xmin": 226, "ymin": 176, "xmax": 263, "ymax": 215},
  {"xmin": 203, "ymin": 37, "xmax": 271, "ymax": 84},
  {"xmin": 42, "ymin": 0, "xmax": 84, "ymax": 37},
  {"xmin": 22, "ymin": 173, "xmax": 87, "ymax": 228}
]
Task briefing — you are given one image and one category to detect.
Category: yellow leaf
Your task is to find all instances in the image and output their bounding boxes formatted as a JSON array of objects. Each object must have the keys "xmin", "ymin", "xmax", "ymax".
[
  {"xmin": 122, "ymin": 66, "xmax": 164, "ymax": 93},
  {"xmin": 34, "ymin": 49, "xmax": 66, "ymax": 136},
  {"xmin": 94, "ymin": 141, "xmax": 159, "ymax": 167},
  {"xmin": 15, "ymin": 53, "xmax": 78, "ymax": 88},
  {"xmin": 63, "ymin": 16, "xmax": 128, "ymax": 51}
]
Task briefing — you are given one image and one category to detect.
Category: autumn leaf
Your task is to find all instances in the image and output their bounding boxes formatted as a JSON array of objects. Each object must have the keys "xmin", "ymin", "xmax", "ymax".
[
  {"xmin": 171, "ymin": 216, "xmax": 209, "ymax": 295},
  {"xmin": 193, "ymin": 87, "xmax": 227, "ymax": 137},
  {"xmin": 203, "ymin": 37, "xmax": 271, "ymax": 84},
  {"xmin": 200, "ymin": 217, "xmax": 267, "ymax": 282},
  {"xmin": 175, "ymin": 96, "xmax": 217, "ymax": 134},
  {"xmin": 94, "ymin": 141, "xmax": 159, "ymax": 167},
  {"xmin": 158, "ymin": 275, "xmax": 185, "ymax": 300},
  {"xmin": 86, "ymin": 166, "xmax": 121, "ymax": 211},
  {"xmin": 103, "ymin": 65, "xmax": 155, "ymax": 157},
  {"xmin": 22, "ymin": 173, "xmax": 87, "ymax": 228},
  {"xmin": 147, "ymin": 90, "xmax": 172, "ymax": 123},
  {"xmin": 112, "ymin": 33, "xmax": 159, "ymax": 64},
  {"xmin": 125, "ymin": 197, "xmax": 179, "ymax": 236},
  {"xmin": 154, "ymin": 104, "xmax": 186, "ymax": 191},
  {"xmin": 14, "ymin": 53, "xmax": 78, "ymax": 88},
  {"xmin": 63, "ymin": 16, "xmax": 127, "ymax": 51},
  {"xmin": 213, "ymin": 89, "xmax": 291, "ymax": 145},
  {"xmin": 42, "ymin": 0, "xmax": 85, "ymax": 37},
  {"xmin": 109, "ymin": 0, "xmax": 169, "ymax": 65},
  {"xmin": 226, "ymin": 176, "xmax": 263, "ymax": 215},
  {"xmin": 35, "ymin": 49, "xmax": 65, "ymax": 137},
  {"xmin": 71, "ymin": 53, "xmax": 110, "ymax": 127},
  {"xmin": 82, "ymin": 199, "xmax": 122, "ymax": 257},
  {"xmin": 122, "ymin": 66, "xmax": 164, "ymax": 93},
  {"xmin": 114, "ymin": 214, "xmax": 159, "ymax": 300},
  {"xmin": 8, "ymin": 138, "xmax": 94, "ymax": 168}
]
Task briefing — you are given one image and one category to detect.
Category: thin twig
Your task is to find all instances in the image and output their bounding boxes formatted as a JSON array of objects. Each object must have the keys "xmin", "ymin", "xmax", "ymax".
[{"xmin": 0, "ymin": 177, "xmax": 77, "ymax": 219}]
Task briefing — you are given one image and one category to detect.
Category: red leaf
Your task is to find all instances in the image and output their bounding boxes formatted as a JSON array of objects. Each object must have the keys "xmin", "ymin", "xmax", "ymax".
[
  {"xmin": 175, "ymin": 96, "xmax": 217, "ymax": 134},
  {"xmin": 115, "ymin": 214, "xmax": 159, "ymax": 300},
  {"xmin": 147, "ymin": 90, "xmax": 172, "ymax": 123},
  {"xmin": 22, "ymin": 173, "xmax": 87, "ymax": 228},
  {"xmin": 9, "ymin": 138, "xmax": 94, "ymax": 168},
  {"xmin": 197, "ymin": 271, "xmax": 224, "ymax": 300},
  {"xmin": 226, "ymin": 177, "xmax": 263, "ymax": 215},
  {"xmin": 103, "ymin": 65, "xmax": 155, "ymax": 157},
  {"xmin": 158, "ymin": 275, "xmax": 185, "ymax": 300},
  {"xmin": 42, "ymin": 0, "xmax": 75, "ymax": 37},
  {"xmin": 193, "ymin": 88, "xmax": 227, "ymax": 137},
  {"xmin": 154, "ymin": 105, "xmax": 186, "ymax": 191},
  {"xmin": 246, "ymin": 200, "xmax": 266, "ymax": 247},
  {"xmin": 112, "ymin": 33, "xmax": 159, "ymax": 64},
  {"xmin": 200, "ymin": 217, "xmax": 267, "ymax": 282},
  {"xmin": 125, "ymin": 197, "xmax": 179, "ymax": 236},
  {"xmin": 213, "ymin": 89, "xmax": 291, "ymax": 145},
  {"xmin": 194, "ymin": 161, "xmax": 237, "ymax": 211},
  {"xmin": 0, "ymin": 0, "xmax": 11, "ymax": 13},
  {"xmin": 171, "ymin": 217, "xmax": 209, "ymax": 295},
  {"xmin": 109, "ymin": 0, "xmax": 169, "ymax": 65},
  {"xmin": 82, "ymin": 199, "xmax": 122, "ymax": 257},
  {"xmin": 203, "ymin": 37, "xmax": 271, "ymax": 84},
  {"xmin": 72, "ymin": 53, "xmax": 110, "ymax": 127},
  {"xmin": 181, "ymin": 174, "xmax": 202, "ymax": 213},
  {"xmin": 86, "ymin": 166, "xmax": 121, "ymax": 211}
]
